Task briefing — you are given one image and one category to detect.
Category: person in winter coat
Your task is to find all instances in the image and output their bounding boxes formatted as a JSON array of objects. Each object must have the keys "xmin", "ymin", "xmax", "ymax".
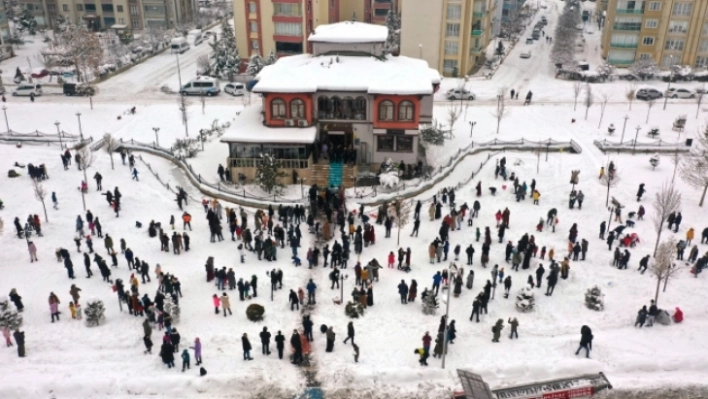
[
  {"xmin": 190, "ymin": 338, "xmax": 203, "ymax": 365},
  {"xmin": 275, "ymin": 331, "xmax": 286, "ymax": 359},
  {"xmin": 447, "ymin": 320, "xmax": 457, "ymax": 343},
  {"xmin": 260, "ymin": 327, "xmax": 272, "ymax": 355},
  {"xmin": 9, "ymin": 289, "xmax": 24, "ymax": 312},
  {"xmin": 408, "ymin": 280, "xmax": 418, "ymax": 302},
  {"xmin": 636, "ymin": 183, "xmax": 645, "ymax": 201},
  {"xmin": 69, "ymin": 284, "xmax": 81, "ymax": 304},
  {"xmin": 491, "ymin": 319, "xmax": 504, "ymax": 342},
  {"xmin": 344, "ymin": 321, "xmax": 355, "ymax": 344},
  {"xmin": 647, "ymin": 300, "xmax": 658, "ymax": 327},
  {"xmin": 433, "ymin": 331, "xmax": 445, "ymax": 358},
  {"xmin": 398, "ymin": 280, "xmax": 409, "ymax": 304},
  {"xmin": 13, "ymin": 329, "xmax": 25, "ymax": 357},
  {"xmin": 635, "ymin": 306, "xmax": 648, "ymax": 327},
  {"xmin": 508, "ymin": 317, "xmax": 519, "ymax": 339},
  {"xmin": 686, "ymin": 228, "xmax": 695, "ymax": 245},
  {"xmin": 673, "ymin": 307, "xmax": 684, "ymax": 323},
  {"xmin": 221, "ymin": 293, "xmax": 232, "ymax": 316},
  {"xmin": 575, "ymin": 325, "xmax": 593, "ymax": 358},
  {"xmin": 49, "ymin": 292, "xmax": 61, "ymax": 322},
  {"xmin": 26, "ymin": 240, "xmax": 38, "ymax": 262},
  {"xmin": 422, "ymin": 332, "xmax": 432, "ymax": 354},
  {"xmin": 181, "ymin": 349, "xmax": 191, "ymax": 371},
  {"xmin": 212, "ymin": 294, "xmax": 221, "ymax": 314},
  {"xmin": 289, "ymin": 289, "xmax": 299, "ymax": 311},
  {"xmin": 170, "ymin": 328, "xmax": 181, "ymax": 352},
  {"xmin": 242, "ymin": 333, "xmax": 253, "ymax": 360},
  {"xmin": 160, "ymin": 342, "xmax": 175, "ymax": 368},
  {"xmin": 325, "ymin": 327, "xmax": 336, "ymax": 352},
  {"xmin": 466, "ymin": 269, "xmax": 474, "ymax": 289}
]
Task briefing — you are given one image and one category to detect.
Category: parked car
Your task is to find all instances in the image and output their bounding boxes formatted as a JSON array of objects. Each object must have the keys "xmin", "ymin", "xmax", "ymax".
[
  {"xmin": 30, "ymin": 69, "xmax": 49, "ymax": 79},
  {"xmin": 224, "ymin": 82, "xmax": 246, "ymax": 96},
  {"xmin": 520, "ymin": 51, "xmax": 532, "ymax": 59},
  {"xmin": 636, "ymin": 88, "xmax": 663, "ymax": 100},
  {"xmin": 13, "ymin": 83, "xmax": 42, "ymax": 97},
  {"xmin": 447, "ymin": 89, "xmax": 476, "ymax": 100},
  {"xmin": 180, "ymin": 76, "xmax": 220, "ymax": 96},
  {"xmin": 665, "ymin": 88, "xmax": 695, "ymax": 99},
  {"xmin": 63, "ymin": 83, "xmax": 95, "ymax": 96},
  {"xmin": 526, "ymin": 37, "xmax": 534, "ymax": 44}
]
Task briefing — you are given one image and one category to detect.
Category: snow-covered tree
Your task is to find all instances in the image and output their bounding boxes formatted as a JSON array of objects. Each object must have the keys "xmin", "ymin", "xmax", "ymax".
[
  {"xmin": 103, "ymin": 133, "xmax": 120, "ymax": 169},
  {"xmin": 584, "ymin": 286, "xmax": 604, "ymax": 311},
  {"xmin": 680, "ymin": 130, "xmax": 708, "ymax": 207},
  {"xmin": 246, "ymin": 53, "xmax": 265, "ymax": 75},
  {"xmin": 493, "ymin": 87, "xmax": 509, "ymax": 134},
  {"xmin": 53, "ymin": 23, "xmax": 104, "ymax": 82},
  {"xmin": 652, "ymin": 182, "xmax": 682, "ymax": 256},
  {"xmin": 255, "ymin": 153, "xmax": 286, "ymax": 194},
  {"xmin": 391, "ymin": 197, "xmax": 412, "ymax": 246},
  {"xmin": 142, "ymin": 26, "xmax": 167, "ymax": 52},
  {"xmin": 651, "ymin": 237, "xmax": 679, "ymax": 307},
  {"xmin": 84, "ymin": 298, "xmax": 106, "ymax": 326},
  {"xmin": 596, "ymin": 63, "xmax": 614, "ymax": 81},
  {"xmin": 420, "ymin": 120, "xmax": 447, "ymax": 146},
  {"xmin": 383, "ymin": 10, "xmax": 401, "ymax": 54},
  {"xmin": 14, "ymin": 67, "xmax": 25, "ymax": 84},
  {"xmin": 515, "ymin": 287, "xmax": 535, "ymax": 312},
  {"xmin": 551, "ymin": 2, "xmax": 580, "ymax": 68},
  {"xmin": 209, "ymin": 18, "xmax": 241, "ymax": 80},
  {"xmin": 173, "ymin": 138, "xmax": 200, "ymax": 158},
  {"xmin": 33, "ymin": 179, "xmax": 48, "ymax": 223},
  {"xmin": 626, "ymin": 83, "xmax": 637, "ymax": 111},
  {"xmin": 583, "ymin": 83, "xmax": 594, "ymax": 120},
  {"xmin": 265, "ymin": 50, "xmax": 277, "ymax": 66},
  {"xmin": 572, "ymin": 81, "xmax": 582, "ymax": 112},
  {"xmin": 630, "ymin": 58, "xmax": 659, "ymax": 80},
  {"xmin": 0, "ymin": 296, "xmax": 23, "ymax": 332},
  {"xmin": 18, "ymin": 10, "xmax": 37, "ymax": 35}
]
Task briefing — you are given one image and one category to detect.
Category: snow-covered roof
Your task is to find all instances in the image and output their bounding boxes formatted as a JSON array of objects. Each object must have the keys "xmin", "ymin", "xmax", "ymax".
[
  {"xmin": 253, "ymin": 54, "xmax": 441, "ymax": 95},
  {"xmin": 307, "ymin": 21, "xmax": 388, "ymax": 44},
  {"xmin": 220, "ymin": 106, "xmax": 316, "ymax": 144}
]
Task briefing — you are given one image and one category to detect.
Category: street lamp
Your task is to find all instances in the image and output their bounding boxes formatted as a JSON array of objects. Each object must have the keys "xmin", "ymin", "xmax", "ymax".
[
  {"xmin": 663, "ymin": 55, "xmax": 674, "ymax": 110},
  {"xmin": 418, "ymin": 44, "xmax": 423, "ymax": 59},
  {"xmin": 153, "ymin": 127, "xmax": 160, "ymax": 147},
  {"xmin": 620, "ymin": 115, "xmax": 629, "ymax": 144},
  {"xmin": 55, "ymin": 121, "xmax": 62, "ymax": 149},
  {"xmin": 632, "ymin": 125, "xmax": 641, "ymax": 155},
  {"xmin": 468, "ymin": 121, "xmax": 477, "ymax": 139},
  {"xmin": 76, "ymin": 112, "xmax": 84, "ymax": 141},
  {"xmin": 2, "ymin": 105, "xmax": 10, "ymax": 134},
  {"xmin": 299, "ymin": 177, "xmax": 306, "ymax": 198}
]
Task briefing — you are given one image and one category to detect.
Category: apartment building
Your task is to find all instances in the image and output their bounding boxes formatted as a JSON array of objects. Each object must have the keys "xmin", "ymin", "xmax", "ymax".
[
  {"xmin": 0, "ymin": 0, "xmax": 12, "ymax": 59},
  {"xmin": 602, "ymin": 0, "xmax": 708, "ymax": 69},
  {"xmin": 233, "ymin": 0, "xmax": 398, "ymax": 58},
  {"xmin": 400, "ymin": 0, "xmax": 498, "ymax": 77},
  {"xmin": 18, "ymin": 0, "xmax": 194, "ymax": 31}
]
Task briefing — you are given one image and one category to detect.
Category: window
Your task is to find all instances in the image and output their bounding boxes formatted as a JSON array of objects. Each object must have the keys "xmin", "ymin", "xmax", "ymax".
[
  {"xmin": 274, "ymin": 3, "xmax": 301, "ymax": 16},
  {"xmin": 703, "ymin": 22, "xmax": 708, "ymax": 36},
  {"xmin": 131, "ymin": 18, "xmax": 140, "ymax": 27},
  {"xmin": 696, "ymin": 56, "xmax": 708, "ymax": 68},
  {"xmin": 118, "ymin": 18, "xmax": 124, "ymax": 24},
  {"xmin": 611, "ymin": 33, "xmax": 638, "ymax": 46},
  {"xmin": 307, "ymin": 1, "xmax": 311, "ymax": 12},
  {"xmin": 290, "ymin": 99, "xmax": 305, "ymax": 119},
  {"xmin": 62, "ymin": 4, "xmax": 69, "ymax": 11},
  {"xmin": 614, "ymin": 16, "xmax": 642, "ymax": 30},
  {"xmin": 353, "ymin": 97, "xmax": 366, "ymax": 120},
  {"xmin": 608, "ymin": 50, "xmax": 636, "ymax": 63},
  {"xmin": 342, "ymin": 97, "xmax": 354, "ymax": 119},
  {"xmin": 665, "ymin": 38, "xmax": 685, "ymax": 51},
  {"xmin": 639, "ymin": 53, "xmax": 652, "ymax": 60},
  {"xmin": 48, "ymin": 4, "xmax": 57, "ymax": 12},
  {"xmin": 318, "ymin": 96, "xmax": 331, "ymax": 118},
  {"xmin": 251, "ymin": 40, "xmax": 259, "ymax": 49},
  {"xmin": 104, "ymin": 17, "xmax": 115, "ymax": 26},
  {"xmin": 102, "ymin": 4, "xmax": 113, "ymax": 12},
  {"xmin": 143, "ymin": 5, "xmax": 164, "ymax": 13},
  {"xmin": 398, "ymin": 101, "xmax": 414, "ymax": 121},
  {"xmin": 379, "ymin": 101, "xmax": 394, "ymax": 121},
  {"xmin": 130, "ymin": 5, "xmax": 138, "ymax": 14},
  {"xmin": 668, "ymin": 21, "xmax": 688, "ymax": 34},
  {"xmin": 331, "ymin": 96, "xmax": 343, "ymax": 118},
  {"xmin": 396, "ymin": 136, "xmax": 413, "ymax": 153},
  {"xmin": 642, "ymin": 36, "xmax": 654, "ymax": 45},
  {"xmin": 117, "ymin": 5, "xmax": 123, "ymax": 12},
  {"xmin": 85, "ymin": 4, "xmax": 96, "ymax": 12},
  {"xmin": 648, "ymin": 1, "xmax": 660, "ymax": 11},
  {"xmin": 377, "ymin": 136, "xmax": 395, "ymax": 152},
  {"xmin": 672, "ymin": 3, "xmax": 692, "ymax": 16},
  {"xmin": 275, "ymin": 41, "xmax": 303, "ymax": 53},
  {"xmin": 274, "ymin": 22, "xmax": 302, "ymax": 36},
  {"xmin": 250, "ymin": 21, "xmax": 258, "ymax": 32},
  {"xmin": 249, "ymin": 2, "xmax": 256, "ymax": 13},
  {"xmin": 77, "ymin": 4, "xmax": 84, "ymax": 11},
  {"xmin": 644, "ymin": 19, "xmax": 658, "ymax": 28},
  {"xmin": 446, "ymin": 23, "xmax": 460, "ymax": 37},
  {"xmin": 374, "ymin": 9, "xmax": 388, "ymax": 17},
  {"xmin": 443, "ymin": 59, "xmax": 457, "ymax": 74},
  {"xmin": 699, "ymin": 39, "xmax": 708, "ymax": 53},
  {"xmin": 444, "ymin": 40, "xmax": 459, "ymax": 55},
  {"xmin": 271, "ymin": 99, "xmax": 286, "ymax": 119},
  {"xmin": 661, "ymin": 55, "xmax": 676, "ymax": 67},
  {"xmin": 447, "ymin": 4, "xmax": 461, "ymax": 20},
  {"xmin": 330, "ymin": 0, "xmax": 334, "ymax": 9}
]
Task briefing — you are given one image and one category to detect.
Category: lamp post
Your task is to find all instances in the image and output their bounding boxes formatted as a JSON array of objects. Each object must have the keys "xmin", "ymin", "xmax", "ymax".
[
  {"xmin": 300, "ymin": 177, "xmax": 306, "ymax": 198},
  {"xmin": 491, "ymin": 267, "xmax": 498, "ymax": 300},
  {"xmin": 468, "ymin": 121, "xmax": 476, "ymax": 139},
  {"xmin": 339, "ymin": 274, "xmax": 345, "ymax": 306},
  {"xmin": 153, "ymin": 127, "xmax": 160, "ymax": 147},
  {"xmin": 620, "ymin": 115, "xmax": 629, "ymax": 144},
  {"xmin": 55, "ymin": 121, "xmax": 62, "ymax": 149},
  {"xmin": 76, "ymin": 112, "xmax": 85, "ymax": 141},
  {"xmin": 441, "ymin": 263, "xmax": 453, "ymax": 370},
  {"xmin": 418, "ymin": 44, "xmax": 423, "ymax": 59},
  {"xmin": 2, "ymin": 105, "xmax": 10, "ymax": 134},
  {"xmin": 663, "ymin": 55, "xmax": 674, "ymax": 110},
  {"xmin": 632, "ymin": 125, "xmax": 641, "ymax": 155}
]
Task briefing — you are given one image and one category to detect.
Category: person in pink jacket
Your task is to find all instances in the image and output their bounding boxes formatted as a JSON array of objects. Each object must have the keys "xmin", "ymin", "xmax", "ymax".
[
  {"xmin": 212, "ymin": 294, "xmax": 220, "ymax": 315},
  {"xmin": 49, "ymin": 292, "xmax": 60, "ymax": 322},
  {"xmin": 28, "ymin": 241, "xmax": 38, "ymax": 262}
]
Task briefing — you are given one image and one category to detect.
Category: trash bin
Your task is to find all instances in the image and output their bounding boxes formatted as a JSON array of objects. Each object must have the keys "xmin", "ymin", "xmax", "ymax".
[{"xmin": 686, "ymin": 138, "xmax": 693, "ymax": 147}]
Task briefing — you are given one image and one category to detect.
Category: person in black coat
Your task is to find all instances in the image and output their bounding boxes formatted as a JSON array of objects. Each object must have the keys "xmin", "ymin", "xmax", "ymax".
[
  {"xmin": 535, "ymin": 264, "xmax": 545, "ymax": 289},
  {"xmin": 470, "ymin": 298, "xmax": 481, "ymax": 322},
  {"xmin": 161, "ymin": 342, "xmax": 175, "ymax": 368},
  {"xmin": 9, "ymin": 289, "xmax": 24, "ymax": 312},
  {"xmin": 303, "ymin": 315, "xmax": 314, "ymax": 342},
  {"xmin": 397, "ymin": 280, "xmax": 409, "ymax": 304},
  {"xmin": 13, "ymin": 329, "xmax": 25, "ymax": 357},
  {"xmin": 636, "ymin": 183, "xmax": 645, "ymax": 201},
  {"xmin": 575, "ymin": 325, "xmax": 593, "ymax": 358},
  {"xmin": 275, "ymin": 331, "xmax": 286, "ymax": 359},
  {"xmin": 290, "ymin": 330, "xmax": 303, "ymax": 364},
  {"xmin": 170, "ymin": 329, "xmax": 181, "ymax": 352},
  {"xmin": 606, "ymin": 232, "xmax": 615, "ymax": 250},
  {"xmin": 242, "ymin": 333, "xmax": 253, "ymax": 360},
  {"xmin": 343, "ymin": 321, "xmax": 355, "ymax": 345},
  {"xmin": 259, "ymin": 327, "xmax": 271, "ymax": 355}
]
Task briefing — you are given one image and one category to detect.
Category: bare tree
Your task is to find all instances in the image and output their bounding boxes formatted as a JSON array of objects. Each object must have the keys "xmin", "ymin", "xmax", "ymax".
[
  {"xmin": 53, "ymin": 23, "xmax": 103, "ymax": 82},
  {"xmin": 646, "ymin": 99, "xmax": 656, "ymax": 124},
  {"xmin": 600, "ymin": 164, "xmax": 618, "ymax": 207},
  {"xmin": 583, "ymin": 83, "xmax": 594, "ymax": 120},
  {"xmin": 625, "ymin": 83, "xmax": 637, "ymax": 111},
  {"xmin": 103, "ymin": 133, "xmax": 120, "ymax": 170},
  {"xmin": 33, "ymin": 179, "xmax": 49, "ymax": 223},
  {"xmin": 680, "ymin": 130, "xmax": 708, "ymax": 206},
  {"xmin": 142, "ymin": 26, "xmax": 167, "ymax": 53},
  {"xmin": 197, "ymin": 54, "xmax": 211, "ymax": 76},
  {"xmin": 696, "ymin": 84, "xmax": 706, "ymax": 119},
  {"xmin": 597, "ymin": 93, "xmax": 610, "ymax": 129},
  {"xmin": 446, "ymin": 102, "xmax": 461, "ymax": 139},
  {"xmin": 391, "ymin": 197, "xmax": 412, "ymax": 246},
  {"xmin": 572, "ymin": 81, "xmax": 582, "ymax": 111},
  {"xmin": 77, "ymin": 145, "xmax": 96, "ymax": 210},
  {"xmin": 651, "ymin": 182, "xmax": 682, "ymax": 256},
  {"xmin": 492, "ymin": 88, "xmax": 509, "ymax": 135},
  {"xmin": 650, "ymin": 237, "xmax": 681, "ymax": 306}
]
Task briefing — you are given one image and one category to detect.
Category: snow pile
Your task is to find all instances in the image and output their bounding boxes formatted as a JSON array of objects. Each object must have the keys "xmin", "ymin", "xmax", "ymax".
[
  {"xmin": 515, "ymin": 287, "xmax": 535, "ymax": 312},
  {"xmin": 584, "ymin": 286, "xmax": 605, "ymax": 311},
  {"xmin": 308, "ymin": 21, "xmax": 388, "ymax": 44}
]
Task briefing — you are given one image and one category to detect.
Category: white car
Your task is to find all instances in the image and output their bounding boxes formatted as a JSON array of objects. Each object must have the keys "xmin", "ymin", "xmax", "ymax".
[
  {"xmin": 224, "ymin": 82, "xmax": 246, "ymax": 96},
  {"xmin": 520, "ymin": 51, "xmax": 532, "ymax": 59},
  {"xmin": 13, "ymin": 83, "xmax": 42, "ymax": 97},
  {"xmin": 447, "ymin": 89, "xmax": 476, "ymax": 100},
  {"xmin": 665, "ymin": 88, "xmax": 695, "ymax": 99}
]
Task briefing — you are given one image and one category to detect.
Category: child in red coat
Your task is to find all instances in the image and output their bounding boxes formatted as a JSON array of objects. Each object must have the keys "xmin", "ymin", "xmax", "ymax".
[{"xmin": 387, "ymin": 252, "xmax": 395, "ymax": 268}]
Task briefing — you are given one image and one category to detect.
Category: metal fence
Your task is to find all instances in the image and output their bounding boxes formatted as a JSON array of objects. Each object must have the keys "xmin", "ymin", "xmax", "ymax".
[{"xmin": 593, "ymin": 139, "xmax": 692, "ymax": 154}]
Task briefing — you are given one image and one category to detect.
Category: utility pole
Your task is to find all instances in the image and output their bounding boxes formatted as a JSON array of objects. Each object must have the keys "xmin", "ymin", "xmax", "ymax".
[
  {"xmin": 620, "ymin": 115, "xmax": 629, "ymax": 144},
  {"xmin": 632, "ymin": 126, "xmax": 641, "ymax": 155}
]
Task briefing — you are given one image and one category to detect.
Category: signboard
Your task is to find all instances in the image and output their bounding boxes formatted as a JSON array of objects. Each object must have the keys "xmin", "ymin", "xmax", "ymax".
[
  {"xmin": 494, "ymin": 377, "xmax": 604, "ymax": 399},
  {"xmin": 387, "ymin": 129, "xmax": 405, "ymax": 135}
]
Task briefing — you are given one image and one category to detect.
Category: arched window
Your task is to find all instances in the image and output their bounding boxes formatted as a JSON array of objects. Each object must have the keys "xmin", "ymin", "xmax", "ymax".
[
  {"xmin": 342, "ymin": 96, "xmax": 354, "ymax": 119},
  {"xmin": 398, "ymin": 100, "xmax": 414, "ymax": 121},
  {"xmin": 318, "ymin": 96, "xmax": 330, "ymax": 118},
  {"xmin": 379, "ymin": 100, "xmax": 394, "ymax": 121},
  {"xmin": 271, "ymin": 98, "xmax": 286, "ymax": 119},
  {"xmin": 353, "ymin": 96, "xmax": 367, "ymax": 120},
  {"xmin": 331, "ymin": 96, "xmax": 343, "ymax": 119},
  {"xmin": 291, "ymin": 99, "xmax": 305, "ymax": 119}
]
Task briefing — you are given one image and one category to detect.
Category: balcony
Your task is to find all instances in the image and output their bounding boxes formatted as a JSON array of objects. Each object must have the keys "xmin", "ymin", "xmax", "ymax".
[
  {"xmin": 616, "ymin": 8, "xmax": 644, "ymax": 14},
  {"xmin": 612, "ymin": 24, "xmax": 641, "ymax": 31},
  {"xmin": 471, "ymin": 29, "xmax": 484, "ymax": 36},
  {"xmin": 473, "ymin": 11, "xmax": 484, "ymax": 18},
  {"xmin": 470, "ymin": 46, "xmax": 483, "ymax": 53},
  {"xmin": 608, "ymin": 58, "xmax": 634, "ymax": 65},
  {"xmin": 610, "ymin": 42, "xmax": 638, "ymax": 48}
]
